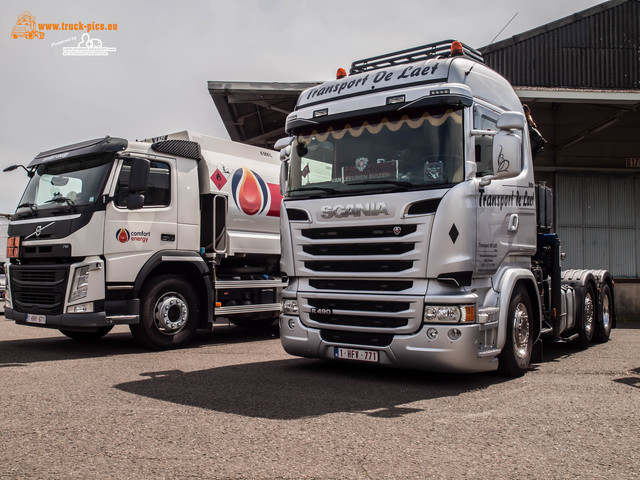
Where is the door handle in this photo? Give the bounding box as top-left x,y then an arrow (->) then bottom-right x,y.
508,214 -> 519,232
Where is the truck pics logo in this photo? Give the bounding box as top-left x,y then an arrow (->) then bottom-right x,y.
321,202 -> 389,219
11,12 -> 44,39
231,167 -> 281,217
116,228 -> 150,244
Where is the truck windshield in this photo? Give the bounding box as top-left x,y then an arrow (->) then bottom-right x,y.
15,154 -> 113,217
288,107 -> 464,197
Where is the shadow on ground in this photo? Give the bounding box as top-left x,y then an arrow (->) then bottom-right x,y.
114,358 -> 508,420
0,323 -> 277,366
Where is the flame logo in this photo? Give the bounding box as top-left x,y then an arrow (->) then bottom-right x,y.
231,167 -> 269,216
116,227 -> 130,243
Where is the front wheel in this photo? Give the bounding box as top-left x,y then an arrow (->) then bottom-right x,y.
130,277 -> 199,349
594,284 -> 613,343
498,285 -> 534,377
60,326 -> 113,340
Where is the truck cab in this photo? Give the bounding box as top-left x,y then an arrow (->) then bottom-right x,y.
277,41 -> 613,375
4,132 -> 284,348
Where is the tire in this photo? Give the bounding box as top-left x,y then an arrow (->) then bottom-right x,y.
60,326 -> 113,340
498,285 -> 533,377
129,277 -> 199,349
577,283 -> 596,348
594,284 -> 613,343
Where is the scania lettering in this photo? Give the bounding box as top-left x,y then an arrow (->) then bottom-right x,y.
3,131 -> 285,348
276,40 -> 615,376
320,203 -> 389,219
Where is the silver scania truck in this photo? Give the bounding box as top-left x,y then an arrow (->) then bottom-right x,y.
276,40 -> 615,376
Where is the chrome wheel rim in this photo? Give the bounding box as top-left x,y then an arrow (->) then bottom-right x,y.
513,302 -> 530,359
584,292 -> 595,335
602,293 -> 611,332
153,292 -> 189,335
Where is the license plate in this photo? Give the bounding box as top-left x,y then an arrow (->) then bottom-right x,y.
26,314 -> 46,324
334,347 -> 379,363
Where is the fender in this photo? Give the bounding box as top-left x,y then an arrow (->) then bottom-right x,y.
492,267 -> 542,351
134,250 -> 214,325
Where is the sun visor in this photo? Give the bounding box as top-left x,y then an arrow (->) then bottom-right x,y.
29,136 -> 127,167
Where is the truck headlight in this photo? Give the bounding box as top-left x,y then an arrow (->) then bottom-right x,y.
69,266 -> 90,302
282,299 -> 299,315
424,305 -> 475,323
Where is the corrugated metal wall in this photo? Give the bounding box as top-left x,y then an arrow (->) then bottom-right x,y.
556,173 -> 640,277
482,0 -> 640,89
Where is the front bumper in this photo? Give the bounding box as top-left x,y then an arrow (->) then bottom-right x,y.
280,315 -> 499,373
6,298 -> 140,330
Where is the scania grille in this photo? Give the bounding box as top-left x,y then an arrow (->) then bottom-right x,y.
302,224 -> 417,240
309,298 -> 411,328
321,330 -> 393,347
311,314 -> 408,329
303,243 -> 414,256
305,260 -> 413,273
302,293 -> 422,334
309,279 -> 413,292
9,265 -> 69,315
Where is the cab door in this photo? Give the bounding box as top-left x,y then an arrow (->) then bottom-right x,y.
474,107 -> 536,275
104,156 -> 178,283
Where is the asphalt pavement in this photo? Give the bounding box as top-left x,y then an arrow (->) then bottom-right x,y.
1,318 -> 639,479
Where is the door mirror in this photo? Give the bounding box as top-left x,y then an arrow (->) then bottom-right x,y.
276,137 -> 293,196
274,136 -> 294,151
491,130 -> 522,179
128,157 -> 150,193
126,193 -> 145,210
279,159 -> 289,197
480,111 -> 524,186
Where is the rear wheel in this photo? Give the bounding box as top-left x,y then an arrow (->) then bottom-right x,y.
59,326 -> 113,340
594,284 -> 613,343
498,285 -> 533,377
577,284 -> 596,347
130,277 -> 199,349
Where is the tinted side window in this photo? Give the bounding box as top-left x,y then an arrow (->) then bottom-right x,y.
474,105 -> 498,177
115,159 -> 171,207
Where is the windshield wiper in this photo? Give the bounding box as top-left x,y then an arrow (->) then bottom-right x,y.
45,196 -> 75,207
292,185 -> 339,195
16,202 -> 38,215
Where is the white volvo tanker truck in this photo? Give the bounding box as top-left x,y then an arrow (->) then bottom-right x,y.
3,131 -> 285,348
276,40 -> 615,376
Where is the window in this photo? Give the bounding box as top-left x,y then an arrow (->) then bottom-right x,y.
288,107 -> 465,197
474,104 -> 498,177
115,159 -> 171,207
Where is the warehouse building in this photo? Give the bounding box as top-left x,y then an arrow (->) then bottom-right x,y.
208,0 -> 640,317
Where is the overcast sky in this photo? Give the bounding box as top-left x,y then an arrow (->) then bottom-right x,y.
0,0 -> 605,213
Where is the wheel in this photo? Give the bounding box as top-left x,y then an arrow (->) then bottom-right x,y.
60,326 -> 113,340
594,284 -> 613,343
498,285 -> 533,377
577,283 -> 596,348
130,277 -> 199,349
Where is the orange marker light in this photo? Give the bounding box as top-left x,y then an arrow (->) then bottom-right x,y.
451,40 -> 463,56
336,67 -> 347,79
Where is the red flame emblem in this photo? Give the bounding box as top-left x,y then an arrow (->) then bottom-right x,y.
116,227 -> 130,243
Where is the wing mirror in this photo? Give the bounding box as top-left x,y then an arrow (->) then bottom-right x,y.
275,137 -> 293,196
480,112 -> 525,187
